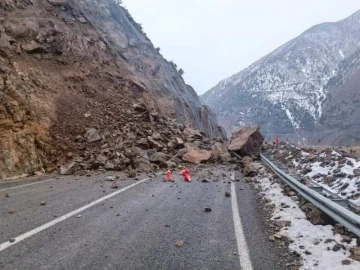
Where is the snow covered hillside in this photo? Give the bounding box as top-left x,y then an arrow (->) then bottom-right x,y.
201,10 -> 360,145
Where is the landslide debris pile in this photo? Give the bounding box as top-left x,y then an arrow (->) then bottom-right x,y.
0,0 -> 225,179
57,103 -> 231,175
264,143 -> 360,206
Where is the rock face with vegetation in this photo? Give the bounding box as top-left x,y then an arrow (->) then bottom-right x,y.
0,0 -> 225,179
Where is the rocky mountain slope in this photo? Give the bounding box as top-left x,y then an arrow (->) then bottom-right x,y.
0,0 -> 225,179
201,10 -> 360,145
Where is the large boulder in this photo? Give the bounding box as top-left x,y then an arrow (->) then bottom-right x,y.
185,142 -> 200,151
183,127 -> 203,141
137,148 -> 149,160
149,152 -> 170,167
124,146 -> 140,159
60,162 -> 78,175
104,161 -> 115,170
241,156 -> 253,166
133,103 -> 148,113
136,138 -> 149,149
152,132 -> 162,140
21,41 -> 42,53
228,126 -> 264,157
243,163 -> 259,177
134,148 -> 153,172
85,128 -> 101,143
134,157 -> 152,172
147,136 -> 163,149
96,154 -> 108,165
350,246 -> 360,261
211,142 -> 231,162
175,148 -> 188,158
183,150 -> 212,164
307,208 -> 333,225
175,137 -> 185,149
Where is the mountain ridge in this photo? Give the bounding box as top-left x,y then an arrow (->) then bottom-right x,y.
202,9 -> 360,145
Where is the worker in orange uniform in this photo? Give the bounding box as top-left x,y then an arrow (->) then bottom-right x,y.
166,168 -> 173,182
180,167 -> 192,182
275,136 -> 280,146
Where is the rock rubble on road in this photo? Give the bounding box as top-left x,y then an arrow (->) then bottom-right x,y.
54,106 -> 231,176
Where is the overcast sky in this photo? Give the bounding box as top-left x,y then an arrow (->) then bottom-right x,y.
122,0 -> 359,95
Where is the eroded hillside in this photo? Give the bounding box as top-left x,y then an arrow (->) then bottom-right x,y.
0,0 -> 225,179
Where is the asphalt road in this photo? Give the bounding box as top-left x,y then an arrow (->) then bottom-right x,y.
0,167 -> 288,270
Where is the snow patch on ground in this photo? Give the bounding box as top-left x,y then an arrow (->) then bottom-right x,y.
297,151 -> 360,207
271,143 -> 360,207
256,171 -> 360,270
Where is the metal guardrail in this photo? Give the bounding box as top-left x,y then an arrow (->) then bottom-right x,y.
305,176 -> 358,209
268,156 -> 358,210
260,153 -> 360,237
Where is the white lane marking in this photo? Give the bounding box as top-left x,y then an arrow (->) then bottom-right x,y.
0,178 -> 59,192
231,172 -> 254,270
0,177 -> 150,252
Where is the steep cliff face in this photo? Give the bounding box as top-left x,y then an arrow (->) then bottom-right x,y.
0,0 -> 224,179
76,0 -> 223,137
201,10 -> 360,145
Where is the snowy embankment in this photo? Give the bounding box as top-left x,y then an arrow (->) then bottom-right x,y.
297,152 -> 360,207
255,164 -> 360,270
268,144 -> 360,207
